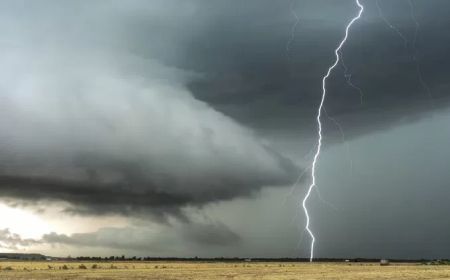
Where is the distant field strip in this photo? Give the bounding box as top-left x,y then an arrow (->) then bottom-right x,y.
0,261 -> 449,279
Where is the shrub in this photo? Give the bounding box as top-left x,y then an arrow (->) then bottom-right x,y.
79,264 -> 87,269
62,265 -> 69,270
91,264 -> 98,269
3,266 -> 13,271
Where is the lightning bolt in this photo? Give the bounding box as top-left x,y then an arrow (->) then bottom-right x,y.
376,0 -> 433,104
302,0 -> 364,262
408,0 -> 434,104
286,0 -> 300,57
340,53 -> 364,105
376,0 -> 408,48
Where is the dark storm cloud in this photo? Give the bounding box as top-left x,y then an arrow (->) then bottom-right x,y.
0,0 -> 298,219
0,0 -> 449,225
0,175 -> 189,218
0,0 -> 448,260
0,53 -> 297,218
173,0 -> 450,140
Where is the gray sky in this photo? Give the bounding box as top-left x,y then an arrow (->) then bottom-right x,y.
0,0 -> 449,259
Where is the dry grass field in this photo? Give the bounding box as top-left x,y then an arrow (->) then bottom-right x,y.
0,261 -> 449,279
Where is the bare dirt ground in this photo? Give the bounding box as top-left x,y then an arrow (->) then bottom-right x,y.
0,261 -> 449,279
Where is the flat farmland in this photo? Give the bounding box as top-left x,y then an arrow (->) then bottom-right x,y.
0,261 -> 449,279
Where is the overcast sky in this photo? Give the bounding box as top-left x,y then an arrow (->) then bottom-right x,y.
0,0 -> 449,259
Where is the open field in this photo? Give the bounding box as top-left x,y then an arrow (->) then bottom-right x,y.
0,261 -> 449,279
